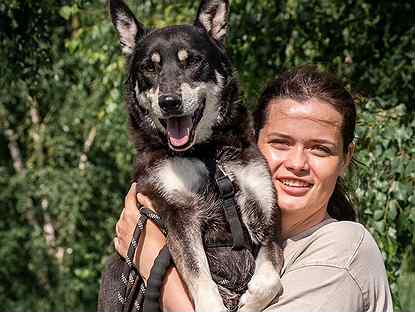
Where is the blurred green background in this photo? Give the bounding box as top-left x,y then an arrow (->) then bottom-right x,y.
0,0 -> 413,311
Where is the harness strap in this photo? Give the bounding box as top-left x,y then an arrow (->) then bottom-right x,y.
215,165 -> 248,250
205,239 -> 233,248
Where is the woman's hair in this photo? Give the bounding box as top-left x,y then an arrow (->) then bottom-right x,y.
254,65 -> 357,221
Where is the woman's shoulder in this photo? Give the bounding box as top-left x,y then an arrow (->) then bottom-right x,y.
283,220 -> 384,271
323,221 -> 384,268
273,221 -> 393,312
280,220 -> 393,311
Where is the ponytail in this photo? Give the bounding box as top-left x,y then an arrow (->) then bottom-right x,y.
327,177 -> 356,221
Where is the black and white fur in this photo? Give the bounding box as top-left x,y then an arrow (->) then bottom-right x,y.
99,1 -> 283,311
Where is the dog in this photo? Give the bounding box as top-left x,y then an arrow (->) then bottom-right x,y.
98,1 -> 282,311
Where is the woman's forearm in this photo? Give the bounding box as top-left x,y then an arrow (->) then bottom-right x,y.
115,187 -> 194,312
136,217 -> 194,312
161,266 -> 195,312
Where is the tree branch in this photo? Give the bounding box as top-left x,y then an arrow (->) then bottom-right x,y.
4,127 -> 26,175
79,126 -> 97,170
29,95 -> 45,166
28,95 -> 63,263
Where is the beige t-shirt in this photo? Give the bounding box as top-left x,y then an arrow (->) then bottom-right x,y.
264,218 -> 393,312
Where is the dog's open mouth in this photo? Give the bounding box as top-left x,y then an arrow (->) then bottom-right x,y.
160,99 -> 205,151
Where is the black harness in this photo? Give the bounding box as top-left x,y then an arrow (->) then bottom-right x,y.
214,164 -> 250,250
117,162 -> 252,312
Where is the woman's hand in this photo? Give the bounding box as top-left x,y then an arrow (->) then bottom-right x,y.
113,183 -> 141,263
114,183 -> 194,312
113,183 -> 160,268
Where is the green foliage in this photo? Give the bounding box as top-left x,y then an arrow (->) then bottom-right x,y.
354,100 -> 414,310
0,0 -> 413,311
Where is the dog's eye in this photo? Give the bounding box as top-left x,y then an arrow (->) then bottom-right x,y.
142,62 -> 157,73
182,55 -> 202,68
189,55 -> 202,66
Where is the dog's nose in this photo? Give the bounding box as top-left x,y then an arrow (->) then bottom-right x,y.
159,95 -> 182,115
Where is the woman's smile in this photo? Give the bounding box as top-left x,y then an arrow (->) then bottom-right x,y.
277,177 -> 313,196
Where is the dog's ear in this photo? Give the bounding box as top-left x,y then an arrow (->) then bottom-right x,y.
194,0 -> 229,46
109,0 -> 145,55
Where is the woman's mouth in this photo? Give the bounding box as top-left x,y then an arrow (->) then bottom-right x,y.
277,178 -> 313,196
280,178 -> 313,187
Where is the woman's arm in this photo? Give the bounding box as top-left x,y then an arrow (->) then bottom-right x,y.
114,183 -> 194,312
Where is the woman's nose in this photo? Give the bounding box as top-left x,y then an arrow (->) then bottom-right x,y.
285,147 -> 309,173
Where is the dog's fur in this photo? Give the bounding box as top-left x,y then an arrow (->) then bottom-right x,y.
98,1 -> 282,311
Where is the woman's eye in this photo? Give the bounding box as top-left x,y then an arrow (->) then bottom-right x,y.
311,145 -> 332,156
270,140 -> 290,149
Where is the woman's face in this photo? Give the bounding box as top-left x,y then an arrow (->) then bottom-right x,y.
258,97 -> 352,219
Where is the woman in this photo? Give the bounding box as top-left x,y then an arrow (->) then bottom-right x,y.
114,65 -> 393,312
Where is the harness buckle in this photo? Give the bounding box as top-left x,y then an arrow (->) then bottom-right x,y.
216,173 -> 235,200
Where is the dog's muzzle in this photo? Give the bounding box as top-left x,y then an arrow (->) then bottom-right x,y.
159,97 -> 206,152
159,94 -> 182,115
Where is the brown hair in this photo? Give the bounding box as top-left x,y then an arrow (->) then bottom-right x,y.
254,65 -> 357,221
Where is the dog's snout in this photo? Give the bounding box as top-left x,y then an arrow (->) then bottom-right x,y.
159,94 -> 182,115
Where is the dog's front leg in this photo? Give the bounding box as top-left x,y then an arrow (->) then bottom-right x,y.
236,199 -> 282,311
238,242 -> 282,312
228,156 -> 283,311
166,222 -> 227,312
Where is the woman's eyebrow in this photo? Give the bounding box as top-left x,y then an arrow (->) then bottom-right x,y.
267,132 -> 338,146
307,138 -> 337,146
266,132 -> 293,139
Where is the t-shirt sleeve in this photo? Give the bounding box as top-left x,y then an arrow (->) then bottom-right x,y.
264,265 -> 364,312
347,228 -> 394,312
263,222 -> 393,312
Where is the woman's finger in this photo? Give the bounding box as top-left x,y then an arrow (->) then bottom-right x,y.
137,193 -> 156,211
124,182 -> 137,210
114,237 -> 121,256
115,184 -> 139,257
113,237 -> 126,258
124,183 -> 140,221
115,219 -> 120,237
115,206 -> 128,237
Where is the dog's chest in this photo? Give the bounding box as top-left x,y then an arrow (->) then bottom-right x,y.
151,157 -> 210,195
149,156 -> 274,218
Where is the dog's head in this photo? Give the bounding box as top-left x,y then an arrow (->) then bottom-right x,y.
110,0 -> 239,152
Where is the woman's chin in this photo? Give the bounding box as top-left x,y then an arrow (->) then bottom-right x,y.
278,198 -> 309,214
275,183 -> 312,212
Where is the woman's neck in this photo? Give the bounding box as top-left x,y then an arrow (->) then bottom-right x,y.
281,207 -> 329,240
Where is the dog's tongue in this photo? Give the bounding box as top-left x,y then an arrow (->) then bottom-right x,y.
167,116 -> 192,147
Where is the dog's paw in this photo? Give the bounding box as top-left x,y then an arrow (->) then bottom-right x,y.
193,285 -> 228,312
195,300 -> 227,312
238,274 -> 282,312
